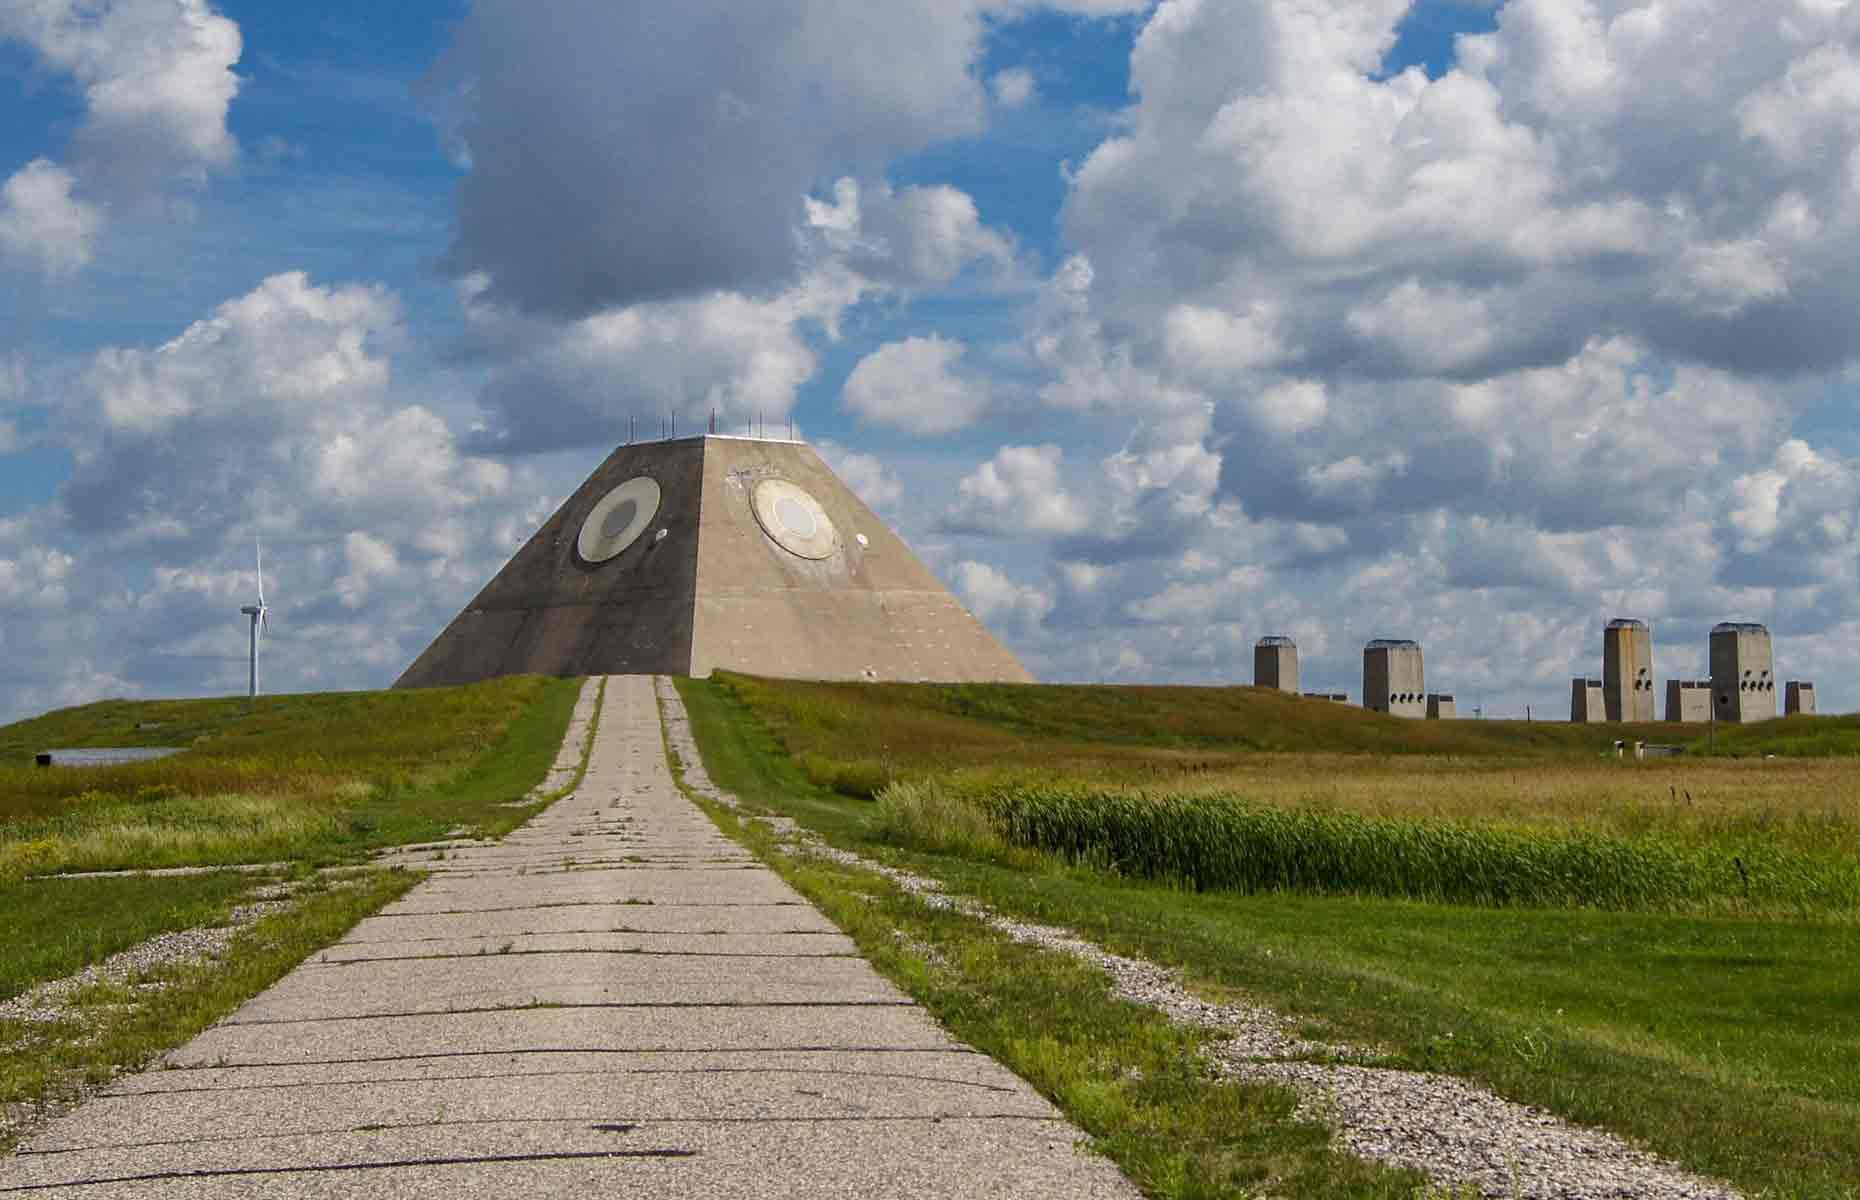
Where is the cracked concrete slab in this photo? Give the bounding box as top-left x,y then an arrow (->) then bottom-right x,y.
37,1064 -> 1062,1149
1,1117 -> 1116,1198
230,953 -> 910,1020
0,675 -> 1135,1198
342,902 -> 842,940
101,1048 -> 1020,1100
168,1003 -> 976,1066
312,930 -> 858,961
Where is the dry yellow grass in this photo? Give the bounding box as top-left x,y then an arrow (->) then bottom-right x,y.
1136,755 -> 1860,852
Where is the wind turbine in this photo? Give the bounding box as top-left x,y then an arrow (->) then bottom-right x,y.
239,539 -> 270,703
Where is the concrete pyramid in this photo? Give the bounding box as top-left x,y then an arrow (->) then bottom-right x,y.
395,435 -> 1035,687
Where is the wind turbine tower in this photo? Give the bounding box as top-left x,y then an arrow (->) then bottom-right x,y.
239,540 -> 270,702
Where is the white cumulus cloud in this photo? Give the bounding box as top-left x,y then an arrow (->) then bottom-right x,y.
953,560 -> 1053,632
991,66 -> 1037,107
947,444 -> 1090,536
0,159 -> 103,275
843,336 -> 992,435
0,0 -> 241,277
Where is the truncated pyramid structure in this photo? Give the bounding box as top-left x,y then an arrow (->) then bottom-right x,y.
395,435 -> 1035,687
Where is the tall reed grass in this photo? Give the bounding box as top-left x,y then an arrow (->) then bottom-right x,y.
879,780 -> 1860,912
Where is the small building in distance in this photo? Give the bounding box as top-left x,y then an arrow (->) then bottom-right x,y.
1603,618 -> 1655,722
1303,691 -> 1349,703
1665,680 -> 1711,723
1786,681 -> 1817,716
1710,622 -> 1775,724
1364,639 -> 1425,718
1426,694 -> 1456,719
1254,636 -> 1299,693
1570,678 -> 1606,723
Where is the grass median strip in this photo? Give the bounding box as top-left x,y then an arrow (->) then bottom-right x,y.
0,875 -> 258,1003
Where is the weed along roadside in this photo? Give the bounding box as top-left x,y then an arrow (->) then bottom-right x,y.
0,675 -> 596,1150
673,673 -> 1860,1200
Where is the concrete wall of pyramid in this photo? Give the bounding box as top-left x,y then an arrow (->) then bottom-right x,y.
394,436 -> 1035,687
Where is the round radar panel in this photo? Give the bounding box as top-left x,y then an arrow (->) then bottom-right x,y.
751,479 -> 838,560
577,476 -> 662,564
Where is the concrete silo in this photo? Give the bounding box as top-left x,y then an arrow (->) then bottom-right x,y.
1709,622 -> 1775,724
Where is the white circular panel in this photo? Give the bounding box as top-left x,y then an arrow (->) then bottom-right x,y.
577,476 -> 662,564
751,479 -> 837,560
775,496 -> 817,538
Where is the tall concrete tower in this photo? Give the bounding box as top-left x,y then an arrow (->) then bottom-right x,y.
1254,636 -> 1299,693
1709,622 -> 1775,724
1602,618 -> 1654,722
1363,639 -> 1425,718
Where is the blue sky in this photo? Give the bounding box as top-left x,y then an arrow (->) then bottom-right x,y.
4,0 -> 1860,721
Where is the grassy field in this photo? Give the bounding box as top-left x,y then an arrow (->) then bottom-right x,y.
719,672 -> 1860,785
715,672 -> 1860,915
679,673 -> 1860,1199
0,676 -> 587,1146
0,678 -> 575,816
0,676 -> 583,878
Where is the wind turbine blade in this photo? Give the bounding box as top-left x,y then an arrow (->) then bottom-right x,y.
256,538 -> 265,608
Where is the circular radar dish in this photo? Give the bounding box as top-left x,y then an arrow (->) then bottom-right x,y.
752,479 -> 837,560
577,476 -> 662,564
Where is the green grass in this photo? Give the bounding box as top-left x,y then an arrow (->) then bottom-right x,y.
925,865 -> 1860,1200
676,673 -> 1860,1200
335,672 -> 595,851
1704,712 -> 1860,757
0,874 -> 258,1001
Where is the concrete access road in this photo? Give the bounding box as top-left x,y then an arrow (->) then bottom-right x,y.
0,675 -> 1135,1198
